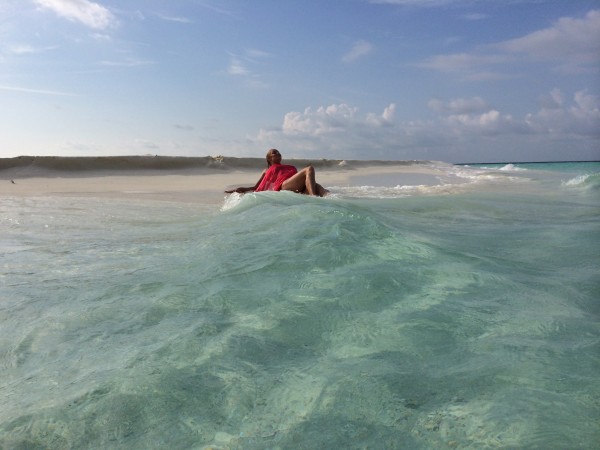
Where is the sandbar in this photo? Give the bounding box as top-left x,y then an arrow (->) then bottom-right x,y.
0,157 -> 448,204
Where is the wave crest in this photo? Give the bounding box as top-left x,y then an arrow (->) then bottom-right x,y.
563,173 -> 600,190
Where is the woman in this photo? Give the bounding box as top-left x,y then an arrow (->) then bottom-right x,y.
225,149 -> 328,196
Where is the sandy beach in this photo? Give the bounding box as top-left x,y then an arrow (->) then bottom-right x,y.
1,172 -> 259,204
0,157 -> 445,203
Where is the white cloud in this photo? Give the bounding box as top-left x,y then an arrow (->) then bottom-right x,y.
573,89 -> 598,113
34,0 -> 116,30
443,36 -> 462,47
282,104 -> 360,135
254,91 -> 599,161
463,71 -> 516,82
98,57 -> 154,67
245,79 -> 269,90
0,84 -> 75,96
258,102 -> 443,158
530,89 -> 600,136
342,40 -> 374,63
419,9 -> 600,78
227,56 -> 249,76
444,110 -> 524,136
91,32 -> 111,41
198,2 -> 239,18
382,103 -> 396,121
417,53 -> 512,73
6,44 -> 36,54
539,88 -> 564,110
226,49 -> 271,88
497,10 -> 600,64
462,13 -> 488,21
3,43 -> 56,56
428,97 -> 488,114
246,48 -> 272,60
153,13 -> 192,24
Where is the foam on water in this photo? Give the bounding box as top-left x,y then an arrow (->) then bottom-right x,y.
1,162 -> 599,449
562,172 -> 600,193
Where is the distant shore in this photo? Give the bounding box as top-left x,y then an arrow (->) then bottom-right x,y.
0,155 -> 428,177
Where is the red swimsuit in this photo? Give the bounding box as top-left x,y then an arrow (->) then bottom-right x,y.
255,163 -> 297,192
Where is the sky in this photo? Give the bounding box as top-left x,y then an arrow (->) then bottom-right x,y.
0,0 -> 599,163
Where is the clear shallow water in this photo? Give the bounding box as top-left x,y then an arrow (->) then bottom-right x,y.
1,162 -> 599,449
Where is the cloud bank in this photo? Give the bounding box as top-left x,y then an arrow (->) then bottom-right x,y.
255,89 -> 599,162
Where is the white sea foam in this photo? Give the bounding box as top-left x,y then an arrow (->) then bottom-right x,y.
563,174 -> 590,186
221,192 -> 244,211
498,163 -> 527,171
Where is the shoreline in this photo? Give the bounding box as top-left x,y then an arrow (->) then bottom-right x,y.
0,157 -> 448,204
0,166 -> 443,203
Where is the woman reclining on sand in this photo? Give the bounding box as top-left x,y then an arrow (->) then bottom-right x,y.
225,149 -> 329,197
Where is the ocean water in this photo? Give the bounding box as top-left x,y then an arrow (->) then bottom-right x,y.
1,161 -> 599,449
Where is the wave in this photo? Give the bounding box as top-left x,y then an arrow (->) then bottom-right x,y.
461,163 -> 527,171
563,173 -> 600,191
498,163 -> 527,171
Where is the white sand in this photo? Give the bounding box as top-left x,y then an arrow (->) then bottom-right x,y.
0,164 -> 445,204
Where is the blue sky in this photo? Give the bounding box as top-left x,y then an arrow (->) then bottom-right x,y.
1,0 -> 599,162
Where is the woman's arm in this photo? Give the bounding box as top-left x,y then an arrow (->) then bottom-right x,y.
224,170 -> 266,194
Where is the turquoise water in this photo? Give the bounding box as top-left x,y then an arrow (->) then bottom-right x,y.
1,162 -> 599,449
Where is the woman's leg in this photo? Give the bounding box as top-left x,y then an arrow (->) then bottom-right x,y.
316,183 -> 329,196
281,165 -> 317,195
298,184 -> 328,196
